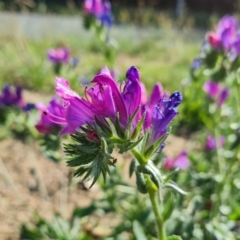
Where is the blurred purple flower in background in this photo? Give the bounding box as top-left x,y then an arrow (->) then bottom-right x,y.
35,98 -> 66,134
0,85 -> 24,107
83,0 -> 113,27
191,58 -> 202,71
203,80 -> 229,106
205,135 -> 225,150
217,88 -> 229,106
164,151 -> 190,170
47,47 -> 70,64
203,80 -> 221,98
208,15 -> 239,52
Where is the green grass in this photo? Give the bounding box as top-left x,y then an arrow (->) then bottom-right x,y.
0,26 -> 203,94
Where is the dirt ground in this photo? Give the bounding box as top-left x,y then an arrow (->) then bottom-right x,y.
0,91 -> 195,240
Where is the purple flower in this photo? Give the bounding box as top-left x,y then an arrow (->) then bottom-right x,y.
0,85 -> 24,107
122,66 -> 141,125
47,47 -> 70,64
164,151 -> 190,170
35,98 -> 66,134
142,83 -> 165,130
203,80 -> 229,106
203,80 -> 221,98
205,135 -> 225,150
83,0 -> 113,27
208,15 -> 239,52
150,92 -> 182,144
217,88 -> 229,106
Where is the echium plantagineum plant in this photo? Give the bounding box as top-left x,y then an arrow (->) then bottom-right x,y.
83,0 -> 116,67
0,85 -> 36,139
44,66 -> 184,239
177,15 -> 240,239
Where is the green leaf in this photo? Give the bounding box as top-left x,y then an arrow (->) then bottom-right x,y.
167,236 -> 183,240
133,220 -> 148,240
163,193 -> 175,221
165,181 -> 188,195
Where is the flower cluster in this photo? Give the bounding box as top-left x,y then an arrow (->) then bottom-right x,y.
203,80 -> 229,106
44,66 -> 182,146
42,66 -> 183,186
208,15 -> 240,60
83,0 -> 113,27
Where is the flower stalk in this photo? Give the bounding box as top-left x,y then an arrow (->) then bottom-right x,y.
146,175 -> 167,240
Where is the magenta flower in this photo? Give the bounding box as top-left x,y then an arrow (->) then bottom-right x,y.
0,85 -> 24,107
164,151 -> 190,170
203,80 -> 221,98
35,98 -> 66,134
203,80 -> 229,106
205,135 -> 225,150
208,15 -> 238,52
47,47 -> 69,64
83,0 -> 103,15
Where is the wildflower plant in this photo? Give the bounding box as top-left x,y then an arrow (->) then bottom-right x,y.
0,85 -> 37,139
82,0 -> 116,67
44,66 -> 184,239
172,15 -> 240,239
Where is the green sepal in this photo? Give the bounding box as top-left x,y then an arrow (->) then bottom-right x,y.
132,148 -> 146,165
94,116 -> 112,137
163,193 -> 175,221
165,180 -> 188,195
125,106 -> 140,139
131,111 -> 146,141
129,159 -> 137,178
118,136 -> 143,153
136,171 -> 147,194
115,113 -> 125,139
144,133 -> 168,159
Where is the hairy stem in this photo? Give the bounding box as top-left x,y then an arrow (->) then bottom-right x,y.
146,176 -> 167,240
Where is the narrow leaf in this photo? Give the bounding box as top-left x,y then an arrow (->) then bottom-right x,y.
133,220 -> 148,240
165,181 -> 188,195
